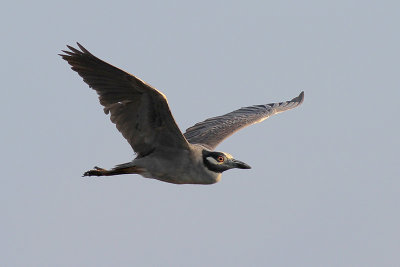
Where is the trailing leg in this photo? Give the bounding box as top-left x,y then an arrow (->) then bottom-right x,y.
83,166 -> 143,177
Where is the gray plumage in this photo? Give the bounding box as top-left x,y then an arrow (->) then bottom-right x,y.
60,43 -> 304,185
184,91 -> 304,150
61,43 -> 188,158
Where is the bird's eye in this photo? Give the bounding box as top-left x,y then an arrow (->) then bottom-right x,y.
217,156 -> 224,162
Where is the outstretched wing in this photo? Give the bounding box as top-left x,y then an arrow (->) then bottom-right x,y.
60,43 -> 189,157
184,91 -> 304,150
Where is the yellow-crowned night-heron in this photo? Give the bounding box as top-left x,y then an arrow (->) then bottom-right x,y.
60,43 -> 304,185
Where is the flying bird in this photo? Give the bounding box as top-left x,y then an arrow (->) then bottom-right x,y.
60,43 -> 304,185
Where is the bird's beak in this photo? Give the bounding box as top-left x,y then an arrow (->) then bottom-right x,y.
232,159 -> 252,169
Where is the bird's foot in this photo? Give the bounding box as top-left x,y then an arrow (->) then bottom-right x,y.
83,166 -> 108,177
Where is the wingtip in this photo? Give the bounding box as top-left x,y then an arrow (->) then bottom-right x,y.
76,42 -> 92,55
296,91 -> 305,104
76,42 -> 84,50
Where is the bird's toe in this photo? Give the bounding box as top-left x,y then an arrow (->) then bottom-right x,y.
83,169 -> 99,177
94,166 -> 105,171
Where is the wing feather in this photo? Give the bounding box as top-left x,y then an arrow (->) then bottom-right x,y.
184,92 -> 304,149
60,43 -> 189,156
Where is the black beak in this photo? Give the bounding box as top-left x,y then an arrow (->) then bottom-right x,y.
232,159 -> 252,169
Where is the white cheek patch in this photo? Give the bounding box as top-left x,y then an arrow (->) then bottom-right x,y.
206,157 -> 219,165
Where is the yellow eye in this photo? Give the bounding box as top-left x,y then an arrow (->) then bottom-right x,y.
217,156 -> 224,163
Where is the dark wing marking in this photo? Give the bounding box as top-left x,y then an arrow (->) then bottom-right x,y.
184,91 -> 304,150
60,43 -> 189,156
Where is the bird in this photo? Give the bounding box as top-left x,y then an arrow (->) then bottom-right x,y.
60,43 -> 304,185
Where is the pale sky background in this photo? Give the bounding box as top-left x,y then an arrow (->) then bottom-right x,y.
1,1 -> 399,266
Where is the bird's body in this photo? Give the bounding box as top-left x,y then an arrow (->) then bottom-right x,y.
60,43 -> 304,185
115,144 -> 221,184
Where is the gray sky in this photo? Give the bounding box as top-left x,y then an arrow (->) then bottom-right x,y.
1,1 -> 399,266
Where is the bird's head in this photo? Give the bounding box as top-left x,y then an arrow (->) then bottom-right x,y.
202,150 -> 251,173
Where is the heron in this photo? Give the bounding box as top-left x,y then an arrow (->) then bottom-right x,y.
60,43 -> 304,184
